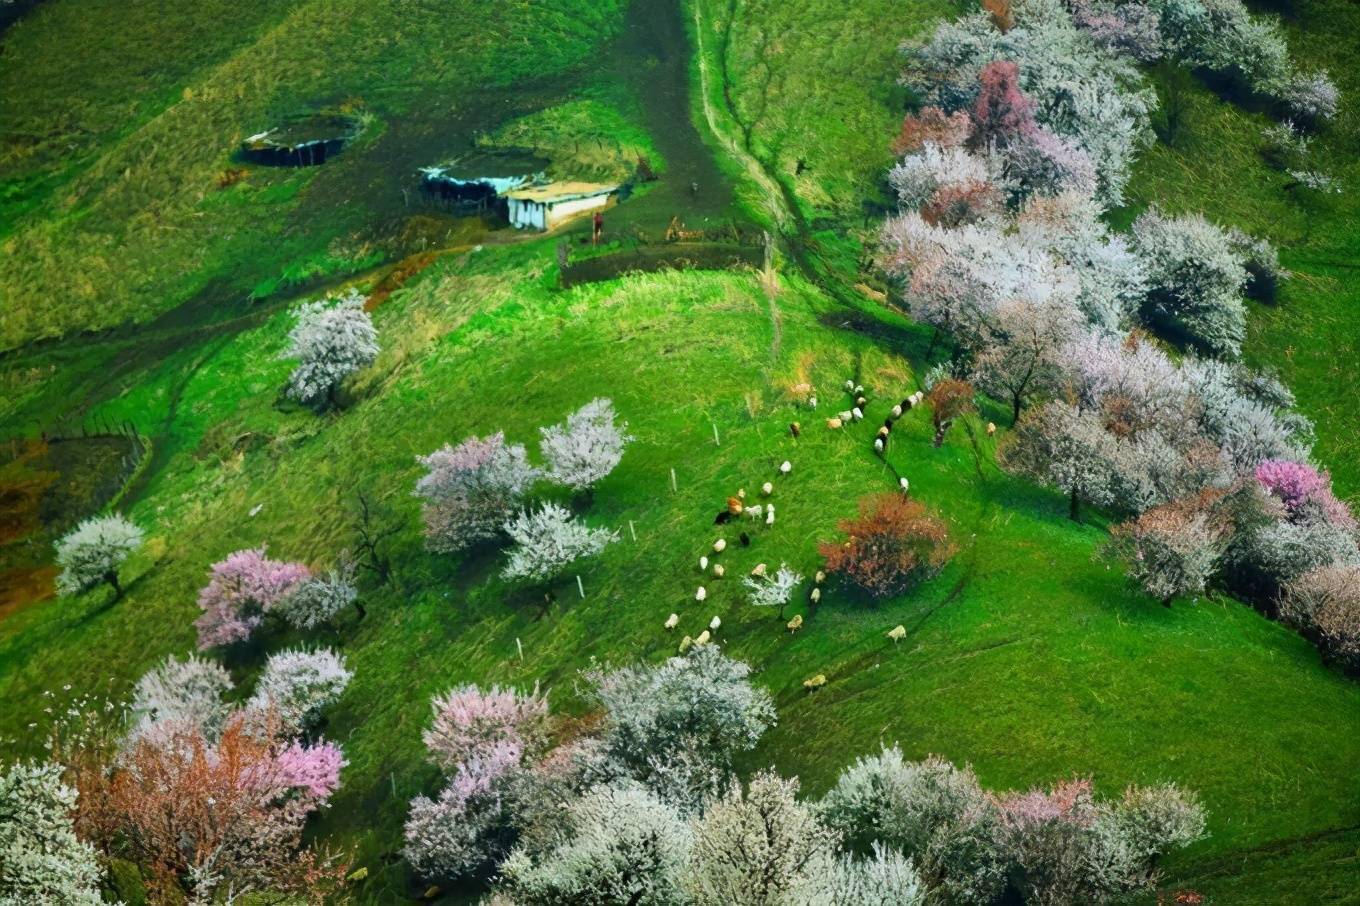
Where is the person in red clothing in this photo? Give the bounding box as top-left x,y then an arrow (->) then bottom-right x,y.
592,210 -> 604,245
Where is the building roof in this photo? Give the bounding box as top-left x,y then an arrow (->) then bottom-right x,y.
503,181 -> 617,204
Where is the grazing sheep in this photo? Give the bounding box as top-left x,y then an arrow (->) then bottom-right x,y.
803,674 -> 826,692
826,417 -> 843,430
873,438 -> 884,455
765,505 -> 775,526
810,587 -> 821,604
888,625 -> 906,643
808,396 -> 818,409
679,635 -> 693,653
712,564 -> 726,578
745,504 -> 763,520
700,556 -> 709,571
891,404 -> 903,419
854,384 -> 864,396
714,510 -> 733,525
844,379 -> 855,392
986,422 -> 997,437
709,616 -> 721,631
838,410 -> 854,422
761,482 -> 774,497
899,477 -> 910,493
779,460 -> 792,474
852,407 -> 864,421
665,613 -> 679,630
696,586 -> 707,602
728,496 -> 744,515
713,538 -> 727,553
814,570 -> 825,585
856,396 -> 867,409
751,563 -> 768,578
790,422 -> 801,438
738,488 -> 747,500
787,614 -> 803,633
881,420 -> 893,433
695,630 -> 711,646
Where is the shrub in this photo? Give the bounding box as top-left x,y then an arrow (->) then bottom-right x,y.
927,379 -> 976,446
247,647 -> 353,734
820,494 -> 956,599
802,842 -> 927,906
819,748 -> 1008,905
496,786 -> 692,906
1070,0 -> 1164,61
414,433 -> 540,554
889,144 -> 992,211
1104,492 -> 1230,604
1131,210 -> 1247,358
686,771 -> 839,906
0,761 -> 104,905
54,513 -> 143,600
193,548 -> 310,650
129,653 -> 235,742
1279,565 -> 1360,670
422,684 -> 549,777
276,561 -> 361,629
279,289 -> 379,410
1226,229 -> 1287,302
501,503 -> 617,583
744,563 -> 804,618
585,645 -> 775,810
1277,70 -> 1339,124
539,397 -> 633,493
892,106 -> 973,155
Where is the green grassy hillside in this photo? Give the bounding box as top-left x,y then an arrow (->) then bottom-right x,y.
1,0 -> 1358,902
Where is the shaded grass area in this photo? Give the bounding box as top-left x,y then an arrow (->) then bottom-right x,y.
2,245 -> 1357,902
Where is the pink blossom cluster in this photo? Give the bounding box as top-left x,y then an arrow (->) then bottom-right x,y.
274,739 -> 346,804
996,777 -> 1098,830
1254,459 -> 1356,529
195,548 -> 311,650
422,683 -> 549,776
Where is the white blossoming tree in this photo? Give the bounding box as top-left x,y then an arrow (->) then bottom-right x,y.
501,503 -> 617,584
0,761 -> 104,905
277,560 -> 362,628
129,653 -> 235,742
247,647 -> 354,733
54,513 -> 143,600
539,398 -> 633,494
280,288 -> 379,410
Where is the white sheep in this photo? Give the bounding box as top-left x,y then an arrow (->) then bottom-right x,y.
803,674 -> 826,692
899,476 -> 910,493
695,630 -> 711,646
761,481 -> 774,497
844,379 -> 855,392
987,421 -> 997,437
699,555 -> 709,571
852,407 -> 864,421
787,614 -> 803,633
709,615 -> 721,631
887,625 -> 906,643
696,586 -> 707,602
712,564 -> 726,578
713,538 -> 727,553
874,438 -> 884,454
665,613 -> 679,630
765,504 -> 775,526
679,635 -> 693,653
826,417 -> 843,429
854,384 -> 864,396
751,562 -> 768,578
738,488 -> 746,500
808,395 -> 818,409
779,460 -> 792,475
838,410 -> 854,422
814,570 -> 826,585
745,503 -> 764,520
891,404 -> 903,419
810,587 -> 821,604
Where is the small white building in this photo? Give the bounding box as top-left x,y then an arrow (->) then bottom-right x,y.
505,181 -> 617,231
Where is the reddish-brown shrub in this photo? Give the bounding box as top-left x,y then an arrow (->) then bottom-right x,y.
926,379 -> 977,447
922,181 -> 1004,228
891,106 -> 973,155
819,494 -> 957,598
983,0 -> 1015,32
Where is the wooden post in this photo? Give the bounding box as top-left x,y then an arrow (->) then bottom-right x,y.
576,575 -> 585,598
628,520 -> 637,542
516,638 -> 524,661
712,422 -> 720,446
670,468 -> 677,493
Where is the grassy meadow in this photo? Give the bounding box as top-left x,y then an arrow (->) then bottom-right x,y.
1,0 -> 1358,903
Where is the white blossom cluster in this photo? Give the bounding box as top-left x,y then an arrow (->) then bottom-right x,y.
0,761 -> 104,905
247,647 -> 354,733
129,653 -> 235,742
54,513 -> 143,597
501,502 -> 617,582
280,288 -> 379,409
538,397 -> 634,492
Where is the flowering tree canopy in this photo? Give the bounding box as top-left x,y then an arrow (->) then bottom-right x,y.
422,683 -> 549,776
539,397 -> 633,492
414,433 -> 540,553
276,561 -> 360,630
744,564 -> 804,618
247,647 -> 354,734
55,513 -> 143,599
194,548 -> 311,650
501,503 -> 617,583
280,289 -> 379,410
820,494 -> 957,598
129,653 -> 235,742
0,761 -> 103,905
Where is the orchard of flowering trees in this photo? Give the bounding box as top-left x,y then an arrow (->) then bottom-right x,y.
885,0 -> 1357,661
397,644 -> 1206,904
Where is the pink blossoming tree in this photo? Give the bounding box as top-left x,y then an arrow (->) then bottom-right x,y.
194,548 -> 311,650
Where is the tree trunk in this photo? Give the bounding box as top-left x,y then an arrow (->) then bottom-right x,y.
106,570 -> 123,601
1012,393 -> 1023,425
354,600 -> 367,620
1069,489 -> 1080,522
